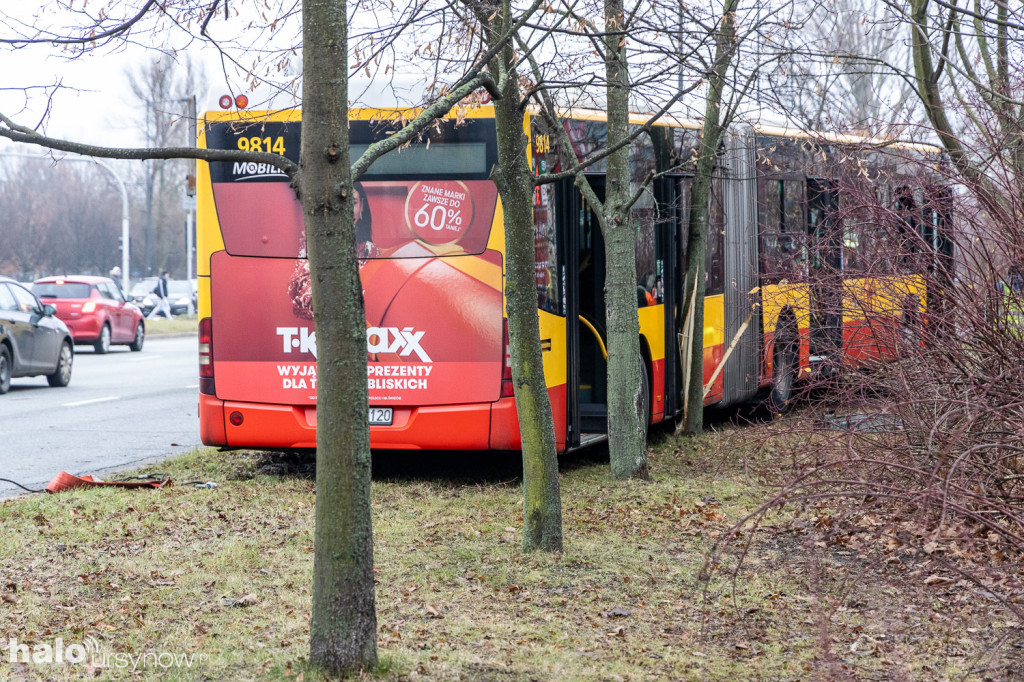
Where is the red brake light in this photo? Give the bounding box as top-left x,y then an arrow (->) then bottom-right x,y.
218,95 -> 232,109
81,301 -> 96,313
199,318 -> 215,394
501,319 -> 514,398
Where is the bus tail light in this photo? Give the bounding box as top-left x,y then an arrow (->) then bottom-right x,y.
217,94 -> 249,109
501,319 -> 514,398
199,317 -> 216,395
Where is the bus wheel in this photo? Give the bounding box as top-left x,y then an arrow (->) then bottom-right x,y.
638,357 -> 650,442
901,297 -> 919,353
769,325 -> 798,414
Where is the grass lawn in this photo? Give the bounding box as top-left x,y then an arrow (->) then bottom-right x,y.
143,317 -> 198,335
0,418 -> 1019,680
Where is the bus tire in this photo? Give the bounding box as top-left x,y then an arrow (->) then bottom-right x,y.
769,320 -> 798,414
638,356 -> 651,443
901,297 -> 919,353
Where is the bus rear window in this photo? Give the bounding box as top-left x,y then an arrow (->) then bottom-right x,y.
351,143 -> 488,176
206,117 -> 500,259
212,179 -> 498,260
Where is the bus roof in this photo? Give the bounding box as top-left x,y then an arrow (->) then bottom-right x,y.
202,92 -> 942,156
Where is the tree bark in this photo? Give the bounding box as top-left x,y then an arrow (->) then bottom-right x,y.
302,0 -> 378,675
602,0 -> 649,480
909,0 -> 1020,216
482,0 -> 563,552
682,0 -> 738,436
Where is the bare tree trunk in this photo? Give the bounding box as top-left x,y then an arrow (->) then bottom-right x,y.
603,0 -> 649,480
908,0 -> 1019,218
682,0 -> 738,436
496,96 -> 564,551
480,0 -> 563,552
302,0 -> 378,674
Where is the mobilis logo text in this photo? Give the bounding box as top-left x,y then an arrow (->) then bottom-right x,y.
277,326 -> 432,363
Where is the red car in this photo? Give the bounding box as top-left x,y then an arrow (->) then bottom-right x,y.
32,276 -> 145,354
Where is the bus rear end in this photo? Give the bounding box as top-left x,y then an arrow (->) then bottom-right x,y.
197,108 -> 513,450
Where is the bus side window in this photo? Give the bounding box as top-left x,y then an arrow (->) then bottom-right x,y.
705,177 -> 725,295
758,177 -> 806,284
633,185 -> 658,306
534,180 -> 561,315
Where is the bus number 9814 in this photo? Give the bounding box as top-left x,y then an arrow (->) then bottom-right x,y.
237,136 -> 286,154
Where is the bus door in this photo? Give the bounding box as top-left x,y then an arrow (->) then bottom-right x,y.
807,178 -> 842,372
565,176 -> 608,447
660,174 -> 690,419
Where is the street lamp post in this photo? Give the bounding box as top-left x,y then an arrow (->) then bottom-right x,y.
2,152 -> 130,293
144,96 -> 195,279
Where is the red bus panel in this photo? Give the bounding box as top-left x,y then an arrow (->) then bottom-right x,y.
210,249 -> 504,408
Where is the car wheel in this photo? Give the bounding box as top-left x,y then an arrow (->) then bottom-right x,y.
0,345 -> 11,395
94,324 -> 111,354
129,322 -> 145,352
47,341 -> 73,387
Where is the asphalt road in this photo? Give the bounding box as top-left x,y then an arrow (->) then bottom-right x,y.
0,334 -> 203,498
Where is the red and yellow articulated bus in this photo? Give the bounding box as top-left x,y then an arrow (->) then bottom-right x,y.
196,103 -> 951,451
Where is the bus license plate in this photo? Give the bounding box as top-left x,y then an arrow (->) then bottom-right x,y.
369,407 -> 393,425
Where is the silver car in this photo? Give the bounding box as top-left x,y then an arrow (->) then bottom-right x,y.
0,276 -> 74,393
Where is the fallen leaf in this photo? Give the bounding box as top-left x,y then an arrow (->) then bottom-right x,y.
224,593 -> 258,607
923,574 -> 952,585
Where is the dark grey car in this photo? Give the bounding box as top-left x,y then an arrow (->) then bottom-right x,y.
0,276 -> 74,393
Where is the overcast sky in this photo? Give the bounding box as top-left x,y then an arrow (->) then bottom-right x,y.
0,2 -> 291,152
0,45 -> 147,147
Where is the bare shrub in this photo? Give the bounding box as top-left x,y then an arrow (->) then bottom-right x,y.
708,129 -> 1024,662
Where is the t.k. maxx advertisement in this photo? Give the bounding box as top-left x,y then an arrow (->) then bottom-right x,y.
209,177 -> 504,408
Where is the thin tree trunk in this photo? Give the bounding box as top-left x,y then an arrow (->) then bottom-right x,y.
604,0 -> 649,480
487,1 -> 563,552
303,0 -> 378,674
682,0 -> 738,436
